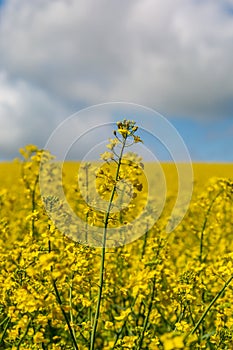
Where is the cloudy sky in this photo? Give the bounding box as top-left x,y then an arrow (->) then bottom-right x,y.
0,0 -> 233,161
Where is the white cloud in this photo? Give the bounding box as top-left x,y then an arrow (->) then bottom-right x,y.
0,0 -> 233,158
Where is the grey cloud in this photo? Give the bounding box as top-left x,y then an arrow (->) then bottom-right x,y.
1,0 -> 233,116
0,0 -> 233,159
0,72 -> 68,159
0,0 -> 134,102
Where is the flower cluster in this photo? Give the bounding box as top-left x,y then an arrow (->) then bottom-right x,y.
0,125 -> 233,349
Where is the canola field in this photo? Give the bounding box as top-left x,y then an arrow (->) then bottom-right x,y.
0,122 -> 233,349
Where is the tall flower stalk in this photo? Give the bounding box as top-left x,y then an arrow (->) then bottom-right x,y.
90,120 -> 142,349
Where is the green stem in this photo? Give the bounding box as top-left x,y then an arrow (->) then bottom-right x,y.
187,274 -> 233,339
48,237 -> 79,350
199,189 -> 224,263
141,222 -> 149,259
52,278 -> 79,350
17,317 -> 32,350
136,275 -> 156,350
90,138 -> 127,350
69,272 -> 77,343
0,316 -> 10,345
30,173 -> 39,238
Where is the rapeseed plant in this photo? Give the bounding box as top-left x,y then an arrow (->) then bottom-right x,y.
90,120 -> 144,349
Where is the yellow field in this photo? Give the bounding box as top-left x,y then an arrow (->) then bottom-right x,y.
2,160 -> 233,193
0,142 -> 233,349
